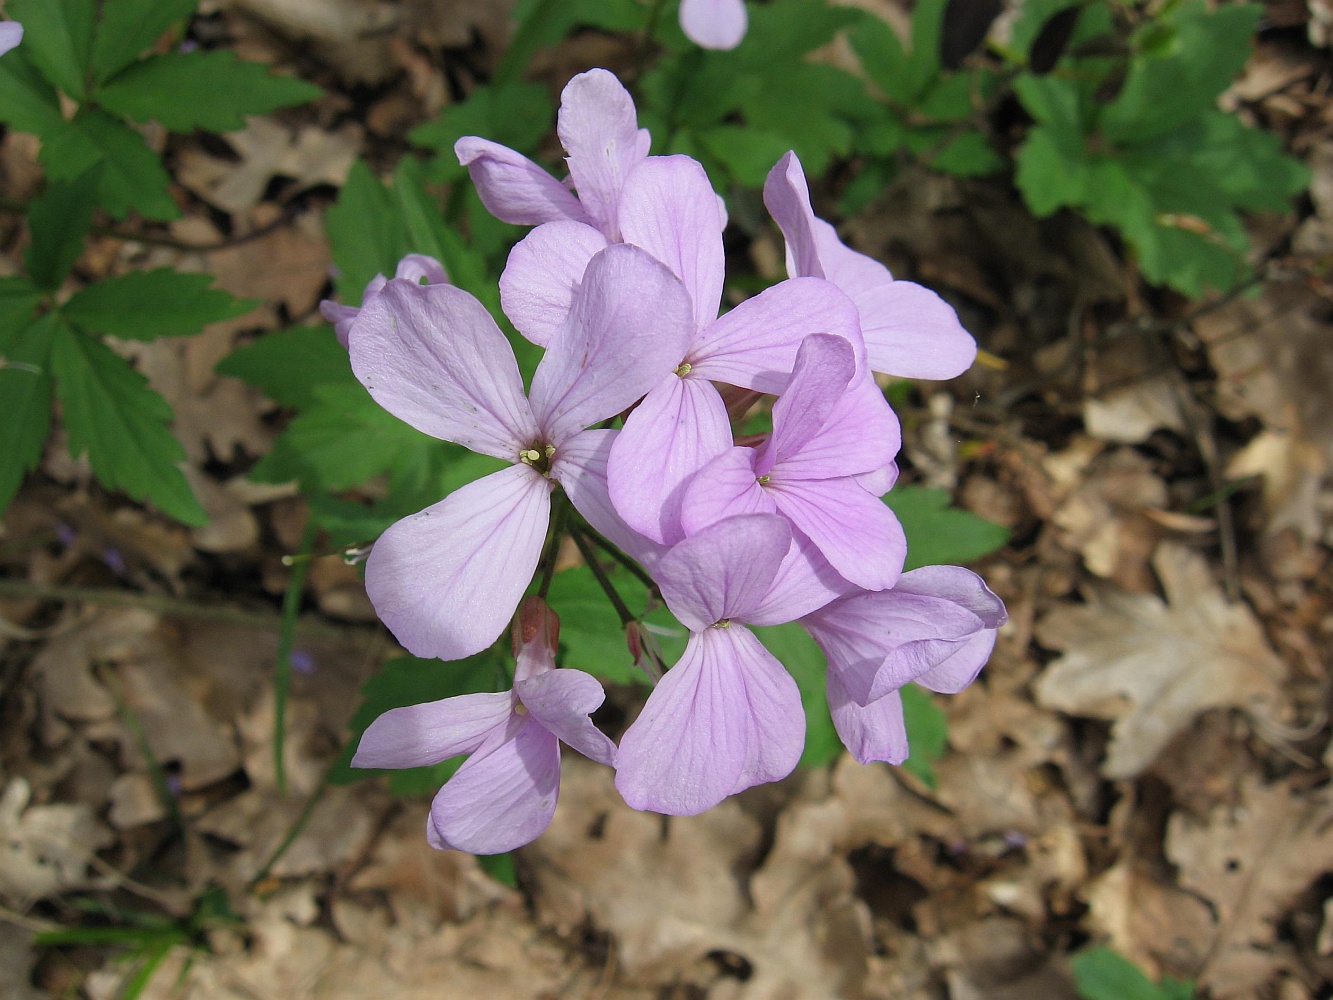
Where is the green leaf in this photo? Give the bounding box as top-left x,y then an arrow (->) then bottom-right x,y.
739,0 -> 862,70
40,107 -> 179,219
95,49 -> 322,132
411,81 -> 553,182
326,161 -> 407,302
216,324 -> 353,410
0,45 -> 75,137
25,167 -> 102,290
1013,123 -> 1088,216
754,622 -> 841,769
0,313 -> 57,514
7,0 -> 96,100
899,684 -> 947,787
1100,3 -> 1261,145
0,276 -> 44,333
329,652 -> 509,793
1072,947 -> 1195,1000
696,125 -> 793,187
884,486 -> 1009,570
50,322 -> 206,524
62,269 -> 254,339
929,130 -> 1003,177
477,852 -> 517,883
545,564 -> 650,687
90,0 -> 196,85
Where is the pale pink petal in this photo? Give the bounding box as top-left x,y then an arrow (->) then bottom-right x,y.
551,429 -> 666,568
680,0 -> 748,49
617,156 -> 725,332
531,244 -> 695,446
615,626 -> 803,814
365,466 -> 552,661
349,281 -> 539,461
763,151 -> 824,279
0,23 -> 22,57
678,446 -> 775,537
688,277 -> 863,394
516,668 -> 617,766
828,681 -> 909,765
352,692 -> 513,769
393,254 -> 449,286
557,69 -> 650,240
499,221 -> 607,347
763,334 -> 855,467
769,477 -> 906,591
854,280 -> 977,380
856,461 -> 899,496
321,300 -> 360,349
763,369 -> 900,481
456,137 -> 590,226
895,565 -> 1009,628
915,630 -> 997,694
653,513 -> 791,630
607,376 -> 733,544
428,716 -> 561,853
746,530 -> 853,626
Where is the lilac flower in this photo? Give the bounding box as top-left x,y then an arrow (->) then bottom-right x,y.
680,333 -> 906,591
353,597 -> 617,854
764,152 -> 977,380
616,514 -> 820,815
0,22 -> 21,57
802,566 -> 1007,763
680,0 -> 747,49
320,254 -> 447,348
456,69 -> 649,240
347,243 -> 692,661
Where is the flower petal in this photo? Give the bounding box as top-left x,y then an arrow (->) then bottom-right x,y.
828,680 -> 909,765
499,221 -> 608,347
679,0 -> 748,49
915,630 -> 997,694
617,155 -> 725,332
615,626 -> 804,814
762,334 -> 855,468
763,151 -> 824,279
745,530 -> 853,626
654,513 -> 791,629
557,69 -> 651,240
394,253 -> 449,286
770,477 -> 905,591
351,692 -> 513,769
854,280 -> 977,380
679,446 -> 775,537
0,23 -> 24,57
530,244 -> 695,446
764,369 -> 900,481
516,668 -> 618,766
895,565 -> 1009,628
365,466 -> 552,661
607,375 -> 733,544
349,281 -> 539,460
551,429 -> 665,569
428,716 -> 561,853
688,277 -> 863,394
455,137 -> 589,226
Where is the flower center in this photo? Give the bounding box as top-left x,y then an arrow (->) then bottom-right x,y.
711,619 -> 732,629
518,443 -> 556,476
756,474 -> 771,485
674,362 -> 692,377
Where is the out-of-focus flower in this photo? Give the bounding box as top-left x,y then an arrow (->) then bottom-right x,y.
0,22 -> 23,58
680,0 -> 748,49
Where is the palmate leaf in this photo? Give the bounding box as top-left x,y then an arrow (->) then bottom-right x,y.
0,44 -> 75,138
40,107 -> 178,220
25,168 -> 101,291
7,0 -> 96,100
325,161 -> 408,302
62,269 -> 256,340
215,324 -> 354,410
0,312 -> 57,514
90,0 -> 196,85
95,49 -> 322,132
884,486 -> 1010,570
50,322 -> 206,525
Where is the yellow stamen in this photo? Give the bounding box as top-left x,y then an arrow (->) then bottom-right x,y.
675,362 -> 692,377
757,474 -> 770,485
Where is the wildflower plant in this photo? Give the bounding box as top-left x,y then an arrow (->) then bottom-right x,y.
323,69 -> 1009,852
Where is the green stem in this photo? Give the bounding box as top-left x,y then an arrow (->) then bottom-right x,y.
569,528 -> 636,626
536,500 -> 570,600
581,525 -> 658,595
274,524 -> 316,797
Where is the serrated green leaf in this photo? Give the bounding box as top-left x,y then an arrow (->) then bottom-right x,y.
62,269 -> 254,339
95,49 -> 321,132
696,125 -> 793,187
739,0 -> 862,71
216,324 -> 353,410
90,0 -> 196,85
0,277 -> 44,333
41,107 -> 178,219
50,322 -> 206,524
8,0 -> 96,100
737,62 -> 880,176
498,0 -> 648,84
1100,2 -> 1261,145
849,14 -> 912,103
544,564 -> 650,687
1014,123 -> 1088,216
1072,947 -> 1194,1000
929,130 -> 1003,176
326,161 -> 407,302
25,167 -> 102,290
884,486 -> 1009,570
1007,0 -> 1080,58
0,44 -> 74,137
328,652 -> 509,791
754,621 -> 842,769
0,313 -> 57,514
899,683 -> 947,786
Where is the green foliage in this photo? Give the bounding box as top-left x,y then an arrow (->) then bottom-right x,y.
899,684 -> 948,786
329,652 -> 510,795
1072,947 -> 1195,1000
545,564 -> 652,686
0,0 -> 320,219
0,309 -> 55,513
215,325 -> 355,410
756,622 -> 842,768
884,486 -> 1010,571
24,168 -> 101,290
61,269 -> 255,339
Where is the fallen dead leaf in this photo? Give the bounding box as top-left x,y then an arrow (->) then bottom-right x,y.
0,778 -> 114,904
1083,374 -> 1188,444
1034,542 -> 1287,778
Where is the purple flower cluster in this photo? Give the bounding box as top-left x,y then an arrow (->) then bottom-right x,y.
336,69 -> 1006,853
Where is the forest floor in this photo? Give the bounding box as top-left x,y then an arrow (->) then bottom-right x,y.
2,1 -> 1333,998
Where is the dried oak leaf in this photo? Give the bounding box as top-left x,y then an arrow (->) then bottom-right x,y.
1165,776 -> 1333,998
1034,543 -> 1286,778
0,778 -> 114,904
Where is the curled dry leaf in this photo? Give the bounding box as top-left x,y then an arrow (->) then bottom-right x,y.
0,778 -> 114,904
1166,776 -> 1333,998
1034,542 -> 1286,778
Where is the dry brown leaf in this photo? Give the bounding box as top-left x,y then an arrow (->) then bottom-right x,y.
211,0 -> 402,82
1034,542 -> 1286,778
205,216 -> 331,317
1083,861 -> 1216,979
1083,375 -> 1187,444
1165,776 -> 1333,997
0,778 -> 114,904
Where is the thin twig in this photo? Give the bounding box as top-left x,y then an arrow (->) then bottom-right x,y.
581,526 -> 659,594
